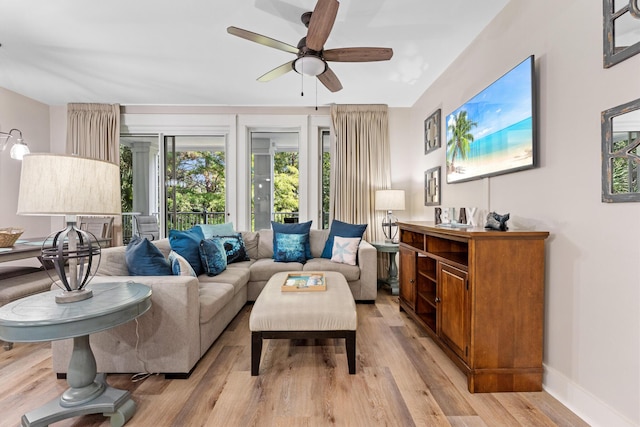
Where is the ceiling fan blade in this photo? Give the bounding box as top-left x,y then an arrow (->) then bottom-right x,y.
306,0 -> 339,51
257,60 -> 294,82
324,47 -> 393,62
227,26 -> 298,54
317,66 -> 342,92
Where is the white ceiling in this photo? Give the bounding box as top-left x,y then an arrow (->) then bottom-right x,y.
0,0 -> 509,108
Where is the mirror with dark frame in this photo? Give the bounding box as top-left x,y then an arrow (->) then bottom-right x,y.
601,98 -> 640,202
424,166 -> 441,206
603,0 -> 640,67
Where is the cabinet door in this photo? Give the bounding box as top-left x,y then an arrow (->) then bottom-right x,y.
399,246 -> 417,309
438,262 -> 469,363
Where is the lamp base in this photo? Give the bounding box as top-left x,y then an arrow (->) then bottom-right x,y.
55,288 -> 93,304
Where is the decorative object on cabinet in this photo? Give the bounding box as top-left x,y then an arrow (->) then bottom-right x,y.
375,190 -> 405,243
484,211 -> 510,231
446,55 -> 537,183
458,208 -> 467,224
17,154 -> 121,303
434,207 -> 442,225
601,97 -> 640,202
424,166 -> 440,206
603,0 -> 640,68
424,108 -> 441,155
397,221 -> 549,393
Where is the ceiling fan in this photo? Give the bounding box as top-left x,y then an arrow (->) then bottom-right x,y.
227,0 -> 393,92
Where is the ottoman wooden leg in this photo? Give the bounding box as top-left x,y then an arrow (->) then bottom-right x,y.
346,331 -> 356,374
251,332 -> 262,376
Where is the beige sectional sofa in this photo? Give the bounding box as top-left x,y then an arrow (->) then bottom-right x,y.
52,228 -> 376,378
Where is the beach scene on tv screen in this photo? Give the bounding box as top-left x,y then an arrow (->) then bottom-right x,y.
446,57 -> 534,183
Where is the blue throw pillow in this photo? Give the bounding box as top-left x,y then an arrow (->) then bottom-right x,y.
169,226 -> 205,276
217,233 -> 250,264
271,220 -> 312,260
196,222 -> 235,239
125,236 -> 172,276
321,220 -> 368,259
273,232 -> 308,263
199,238 -> 227,276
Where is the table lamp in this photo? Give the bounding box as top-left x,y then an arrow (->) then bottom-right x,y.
375,189 -> 405,243
17,154 -> 121,303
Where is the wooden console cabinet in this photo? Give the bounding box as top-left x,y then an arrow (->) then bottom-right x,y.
397,221 -> 549,393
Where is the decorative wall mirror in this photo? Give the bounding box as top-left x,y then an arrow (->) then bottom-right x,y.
424,109 -> 441,155
424,166 -> 441,206
601,98 -> 640,202
603,0 -> 640,67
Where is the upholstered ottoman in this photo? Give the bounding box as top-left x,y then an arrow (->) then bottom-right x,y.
249,271 -> 357,375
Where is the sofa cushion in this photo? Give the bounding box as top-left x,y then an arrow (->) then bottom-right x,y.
125,236 -> 172,276
169,227 -> 205,275
257,229 -> 274,259
331,236 -> 361,265
198,282 -> 234,324
303,258 -> 361,282
249,258 -> 303,282
217,233 -> 250,264
321,220 -> 368,259
169,250 -> 196,277
241,231 -> 259,260
309,229 -> 329,258
199,266 -> 250,297
199,238 -> 227,276
196,222 -> 234,239
273,232 -> 308,263
272,220 -> 313,260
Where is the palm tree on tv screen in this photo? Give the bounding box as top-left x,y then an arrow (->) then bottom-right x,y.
447,110 -> 477,173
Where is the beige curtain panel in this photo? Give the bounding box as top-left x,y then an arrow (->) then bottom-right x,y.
66,103 -> 122,246
330,104 -> 392,279
66,103 -> 121,164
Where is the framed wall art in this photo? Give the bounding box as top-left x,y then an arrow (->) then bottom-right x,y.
424,166 -> 441,206
424,109 -> 441,155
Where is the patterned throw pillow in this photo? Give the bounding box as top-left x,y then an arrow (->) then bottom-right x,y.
168,250 -> 197,277
198,238 -> 227,276
331,236 -> 361,265
216,233 -> 250,264
125,236 -> 172,276
273,232 -> 308,263
321,220 -> 367,259
271,220 -> 313,260
169,226 -> 205,275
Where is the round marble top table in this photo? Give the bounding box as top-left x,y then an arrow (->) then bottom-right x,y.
0,281 -> 152,427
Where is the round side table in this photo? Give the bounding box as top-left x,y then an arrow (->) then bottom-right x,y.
371,241 -> 400,295
0,281 -> 152,427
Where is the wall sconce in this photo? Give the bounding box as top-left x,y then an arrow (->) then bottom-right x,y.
0,128 -> 31,160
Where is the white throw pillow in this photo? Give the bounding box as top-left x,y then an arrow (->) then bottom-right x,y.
169,250 -> 197,277
331,236 -> 361,265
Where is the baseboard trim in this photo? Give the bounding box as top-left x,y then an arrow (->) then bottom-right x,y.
543,364 -> 637,427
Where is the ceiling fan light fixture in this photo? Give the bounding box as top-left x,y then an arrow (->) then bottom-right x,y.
293,56 -> 326,76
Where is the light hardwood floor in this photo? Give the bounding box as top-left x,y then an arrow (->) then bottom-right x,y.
0,293 -> 589,427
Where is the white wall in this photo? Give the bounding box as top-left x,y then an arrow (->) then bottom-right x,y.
390,1 -> 640,426
0,87 -> 53,240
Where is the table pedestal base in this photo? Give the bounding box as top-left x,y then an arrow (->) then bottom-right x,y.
21,374 -> 135,427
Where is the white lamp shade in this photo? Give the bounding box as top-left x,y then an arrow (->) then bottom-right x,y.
375,189 -> 405,211
17,153 -> 121,216
293,56 -> 326,76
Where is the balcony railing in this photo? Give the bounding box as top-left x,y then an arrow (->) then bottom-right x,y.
122,210 -> 331,243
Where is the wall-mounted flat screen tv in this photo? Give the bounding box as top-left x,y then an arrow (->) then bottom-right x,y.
446,55 -> 537,183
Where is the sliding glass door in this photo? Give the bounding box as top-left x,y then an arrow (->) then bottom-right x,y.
165,135 -> 227,232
